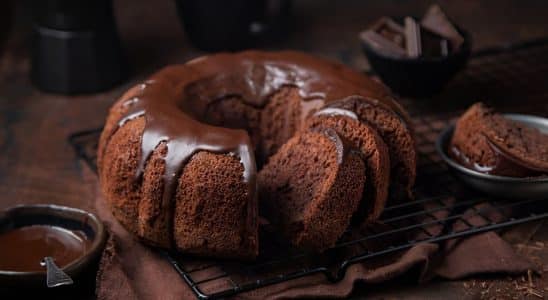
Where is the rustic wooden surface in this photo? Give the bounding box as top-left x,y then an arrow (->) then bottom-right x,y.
1,0 -> 548,299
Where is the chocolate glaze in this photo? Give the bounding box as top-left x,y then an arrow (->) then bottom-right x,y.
114,80 -> 256,242
105,51 -> 405,244
449,135 -> 545,177
321,95 -> 412,133
0,225 -> 90,272
153,51 -> 408,120
314,106 -> 359,120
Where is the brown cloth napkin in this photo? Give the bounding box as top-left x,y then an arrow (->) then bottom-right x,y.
93,181 -> 533,300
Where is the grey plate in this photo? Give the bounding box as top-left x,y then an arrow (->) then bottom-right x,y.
436,114 -> 548,200
0,204 -> 107,288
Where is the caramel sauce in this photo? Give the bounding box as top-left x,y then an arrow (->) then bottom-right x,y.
0,225 -> 91,272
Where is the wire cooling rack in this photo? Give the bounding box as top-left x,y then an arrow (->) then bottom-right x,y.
69,38 -> 548,299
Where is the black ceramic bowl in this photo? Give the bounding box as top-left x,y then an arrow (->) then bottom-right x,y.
0,204 -> 106,288
360,18 -> 471,97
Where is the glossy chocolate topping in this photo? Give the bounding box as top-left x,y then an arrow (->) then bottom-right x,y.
314,106 -> 360,120
150,51 -> 407,119
106,51 -> 403,236
0,225 -> 90,272
115,80 -> 256,232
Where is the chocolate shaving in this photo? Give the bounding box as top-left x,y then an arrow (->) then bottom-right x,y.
404,17 -> 421,58
420,26 -> 452,57
421,4 -> 464,49
360,30 -> 407,58
360,17 -> 407,58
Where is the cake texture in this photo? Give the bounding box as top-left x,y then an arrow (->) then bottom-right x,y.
258,129 -> 366,250
324,96 -> 416,198
98,51 -> 416,259
450,102 -> 548,177
304,109 -> 390,223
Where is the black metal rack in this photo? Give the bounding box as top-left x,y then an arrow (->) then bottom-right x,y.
69,38 -> 548,300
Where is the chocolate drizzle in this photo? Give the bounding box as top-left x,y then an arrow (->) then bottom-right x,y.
113,80 -> 256,235
163,51 -> 406,118
314,106 -> 359,120
105,51 -> 405,245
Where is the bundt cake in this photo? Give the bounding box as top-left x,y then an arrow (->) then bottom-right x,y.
258,129 -> 366,250
98,51 -> 416,259
450,102 -> 548,177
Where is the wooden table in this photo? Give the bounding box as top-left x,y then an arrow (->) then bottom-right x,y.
1,0 -> 548,298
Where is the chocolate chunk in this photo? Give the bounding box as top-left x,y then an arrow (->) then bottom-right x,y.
404,17 -> 421,58
420,26 -> 452,57
361,6 -> 463,59
421,4 -> 464,49
371,17 -> 405,48
440,39 -> 450,56
360,30 -> 407,58
360,17 -> 407,58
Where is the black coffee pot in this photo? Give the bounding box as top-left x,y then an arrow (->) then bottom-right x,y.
31,0 -> 127,94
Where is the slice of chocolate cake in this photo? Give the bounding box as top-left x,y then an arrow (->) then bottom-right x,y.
450,102 -> 548,177
303,110 -> 390,223
258,129 -> 366,251
326,97 -> 416,199
173,151 -> 258,260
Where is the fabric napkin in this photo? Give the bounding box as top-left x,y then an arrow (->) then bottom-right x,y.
92,178 -> 533,300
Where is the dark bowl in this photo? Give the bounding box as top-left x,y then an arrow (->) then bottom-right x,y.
360,18 -> 472,97
0,204 -> 107,288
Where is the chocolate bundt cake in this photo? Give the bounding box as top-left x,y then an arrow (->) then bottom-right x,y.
258,129 -> 366,250
450,102 -> 548,177
98,51 -> 416,259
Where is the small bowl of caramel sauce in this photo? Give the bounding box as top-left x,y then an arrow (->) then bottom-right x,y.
0,204 -> 106,288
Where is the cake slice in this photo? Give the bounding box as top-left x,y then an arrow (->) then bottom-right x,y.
258,129 -> 366,251
326,96 -> 416,199
303,110 -> 390,223
450,102 -> 548,177
173,151 -> 258,260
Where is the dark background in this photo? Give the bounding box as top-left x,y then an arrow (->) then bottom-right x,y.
1,0 -> 548,298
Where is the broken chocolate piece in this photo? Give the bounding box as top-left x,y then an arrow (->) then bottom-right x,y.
360,30 -> 407,58
421,26 -> 452,57
371,17 -> 406,48
361,6 -> 464,59
404,17 -> 421,58
440,39 -> 450,56
421,4 -> 464,49
360,17 -> 408,58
